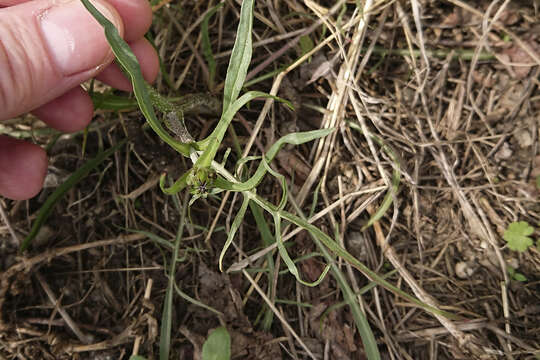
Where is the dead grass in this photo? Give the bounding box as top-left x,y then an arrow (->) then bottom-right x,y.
1,0 -> 539,359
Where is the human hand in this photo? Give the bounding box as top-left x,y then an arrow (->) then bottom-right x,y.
0,0 -> 159,200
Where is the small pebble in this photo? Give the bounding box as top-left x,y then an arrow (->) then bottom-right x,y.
455,261 -> 476,279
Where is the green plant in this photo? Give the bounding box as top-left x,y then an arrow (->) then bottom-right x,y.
507,266 -> 527,282
81,1 -> 455,359
21,139 -> 126,251
503,221 -> 535,252
202,327 -> 231,360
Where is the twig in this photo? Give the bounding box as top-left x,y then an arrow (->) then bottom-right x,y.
36,272 -> 92,344
242,269 -> 318,360
0,199 -> 19,246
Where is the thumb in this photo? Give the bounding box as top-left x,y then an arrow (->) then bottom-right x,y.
0,0 -> 124,121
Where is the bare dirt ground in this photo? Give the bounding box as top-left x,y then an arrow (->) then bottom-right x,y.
1,1 -> 539,359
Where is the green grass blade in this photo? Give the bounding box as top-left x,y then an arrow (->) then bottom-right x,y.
145,32 -> 176,89
279,210 -> 456,319
245,157 -> 332,287
266,128 -> 334,159
361,135 -> 401,230
273,212 -> 330,287
214,128 -> 333,192
249,201 -> 276,330
319,270 -> 399,327
345,120 -> 401,230
21,139 -> 126,251
91,92 -> 137,111
261,159 -> 287,211
281,197 -> 380,359
315,233 -> 380,360
196,91 -> 291,168
264,160 -> 331,286
202,3 -> 223,91
160,193 -> 188,360
173,282 -> 223,317
219,194 -> 249,271
245,190 -> 454,319
222,0 -> 254,112
160,169 -> 193,195
308,180 -> 322,218
81,0 -> 192,157
124,228 -> 174,251
159,282 -> 173,360
202,327 -> 231,360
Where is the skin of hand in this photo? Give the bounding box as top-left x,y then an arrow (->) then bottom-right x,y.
0,0 -> 159,200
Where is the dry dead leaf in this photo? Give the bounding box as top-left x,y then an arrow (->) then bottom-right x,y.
500,39 -> 540,79
276,149 -> 311,183
515,129 -> 533,148
441,8 -> 473,27
494,142 -> 513,160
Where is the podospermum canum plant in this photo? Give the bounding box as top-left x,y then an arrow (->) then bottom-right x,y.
80,1 -> 454,359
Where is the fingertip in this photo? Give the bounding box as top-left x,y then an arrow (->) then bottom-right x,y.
139,38 -> 160,84
32,86 -> 93,133
96,37 -> 159,91
0,0 -> 124,120
0,136 -> 47,200
107,0 -> 153,42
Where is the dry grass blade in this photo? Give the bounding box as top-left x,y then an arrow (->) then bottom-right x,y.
2,0 -> 539,358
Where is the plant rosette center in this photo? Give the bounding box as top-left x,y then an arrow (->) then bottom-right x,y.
187,166 -> 217,198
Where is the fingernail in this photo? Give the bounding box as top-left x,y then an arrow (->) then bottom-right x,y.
39,0 -> 123,76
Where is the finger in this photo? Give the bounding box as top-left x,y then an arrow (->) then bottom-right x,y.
0,0 -> 151,42
106,0 -> 152,42
29,37 -> 159,132
96,37 -> 160,91
31,86 -> 93,133
0,0 -> 124,120
0,136 -> 47,200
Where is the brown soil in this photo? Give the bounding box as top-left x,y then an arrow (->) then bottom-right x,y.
1,1 -> 539,359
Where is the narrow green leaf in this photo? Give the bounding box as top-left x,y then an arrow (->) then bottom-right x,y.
298,35 -> 314,59
317,241 -> 380,360
202,327 -> 231,360
159,284 -> 173,360
219,194 -> 249,271
261,159 -> 287,211
124,228 -> 174,251
222,0 -> 254,112
278,209 -> 456,319
273,213 -> 330,287
249,201 -> 275,330
81,0 -> 192,157
91,92 -> 137,111
21,140 -> 126,251
160,194 -> 188,360
309,180 -> 322,218
283,201 -> 380,360
362,136 -> 400,230
129,356 -> 148,360
173,282 -> 223,316
160,169 -> 193,195
214,128 -> 333,192
266,128 -> 333,160
346,121 -> 401,231
196,91 -> 291,168
248,191 -> 454,319
202,3 -> 223,90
